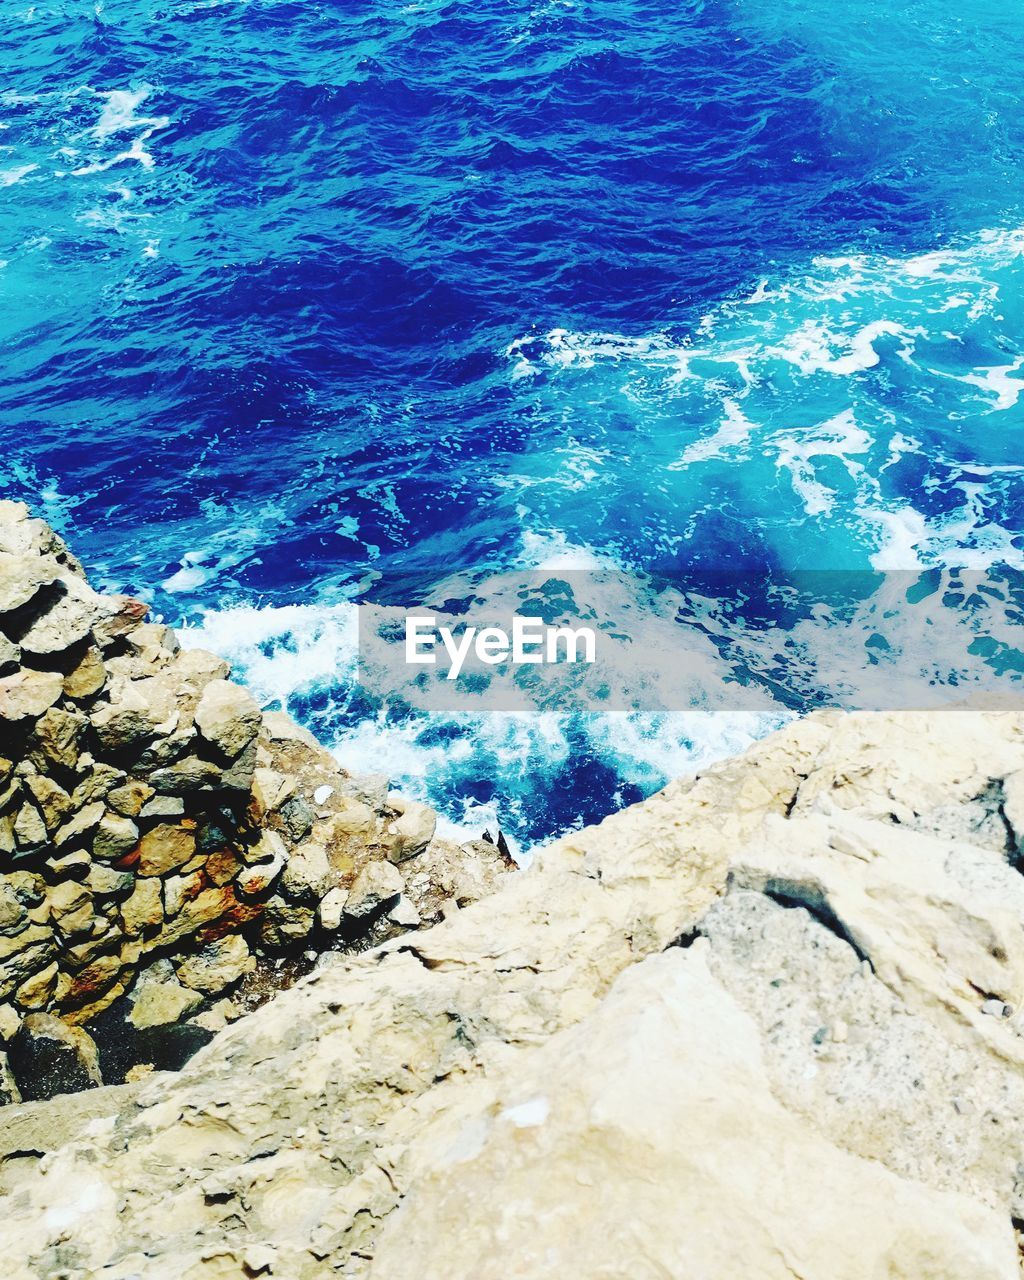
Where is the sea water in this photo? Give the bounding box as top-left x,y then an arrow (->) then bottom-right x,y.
2,0 -> 1023,847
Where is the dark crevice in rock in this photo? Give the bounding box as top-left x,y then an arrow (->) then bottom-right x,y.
721,880 -> 875,967
667,927 -> 702,951
782,779 -> 805,819
392,943 -> 445,971
745,879 -> 873,969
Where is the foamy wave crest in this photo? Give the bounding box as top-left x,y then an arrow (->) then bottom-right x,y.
506,226 -> 1024,572
176,554 -> 1024,850
176,591 -> 785,849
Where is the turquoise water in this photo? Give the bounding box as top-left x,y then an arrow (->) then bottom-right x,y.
1,0 -> 1023,843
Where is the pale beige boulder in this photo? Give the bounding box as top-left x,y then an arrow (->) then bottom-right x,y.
194,679 -> 261,759
372,947 -> 1016,1280
175,936 -> 255,996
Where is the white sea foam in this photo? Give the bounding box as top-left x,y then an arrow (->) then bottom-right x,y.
177,584 -> 787,848
507,224 -> 1024,571
70,86 -> 169,175
670,397 -> 756,467
178,545 -> 1022,848
952,358 -> 1024,411
0,163 -> 37,186
771,410 -> 871,518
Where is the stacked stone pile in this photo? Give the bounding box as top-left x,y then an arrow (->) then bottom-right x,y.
0,502 -> 511,1100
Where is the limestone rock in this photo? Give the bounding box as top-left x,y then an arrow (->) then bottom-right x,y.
262,709 -> 320,749
189,995 -> 242,1034
30,706 -> 86,769
22,772 -> 72,832
62,643 -> 106,699
251,767 -> 293,819
0,512 -> 517,1128
221,738 -> 257,790
47,880 -> 93,936
161,871 -> 202,918
378,948 -> 1015,1280
53,800 -> 104,849
317,886 -> 348,932
2,711 -> 1024,1276
258,898 -> 315,948
154,885 -> 249,950
90,594 -> 148,649
120,878 -> 163,936
322,798 -> 377,840
244,827 -> 287,868
147,756 -> 222,794
134,727 -> 195,771
106,779 -> 153,818
387,895 -> 421,929
69,761 -> 124,808
7,1013 -> 102,1101
15,576 -> 100,656
201,848 -> 240,887
0,669 -> 63,721
403,837 -> 515,924
0,1050 -> 19,1105
385,796 -> 437,861
128,965 -> 204,1030
194,679 -> 261,759
127,622 -> 180,657
172,647 -> 230,687
0,882 -> 29,937
1002,768 -> 1024,853
0,925 -> 55,1002
279,793 -> 314,841
280,841 -> 334,903
15,961 -> 59,1010
0,506 -> 82,570
236,850 -> 285,898
13,801 -> 47,851
92,812 -> 139,862
63,952 -> 125,1012
345,861 -> 403,919
342,771 -> 390,810
84,863 -> 134,900
175,935 -> 255,996
0,552 -> 60,614
138,794 -> 184,819
45,849 -> 91,880
0,632 -> 20,675
0,1002 -> 21,1042
136,821 -> 196,877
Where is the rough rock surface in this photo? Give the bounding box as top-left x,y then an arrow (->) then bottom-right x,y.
0,504 -> 511,1098
4,709 -> 1024,1276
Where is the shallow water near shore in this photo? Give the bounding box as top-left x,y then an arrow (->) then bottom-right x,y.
2,0 -> 1023,845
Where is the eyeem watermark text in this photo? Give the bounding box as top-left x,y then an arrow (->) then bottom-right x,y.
406,615 -> 597,680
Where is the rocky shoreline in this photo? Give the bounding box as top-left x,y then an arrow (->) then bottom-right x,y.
0,502 -> 510,1101
3,509 -> 1024,1277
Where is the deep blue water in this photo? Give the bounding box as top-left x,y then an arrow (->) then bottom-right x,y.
2,0 -> 1023,846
